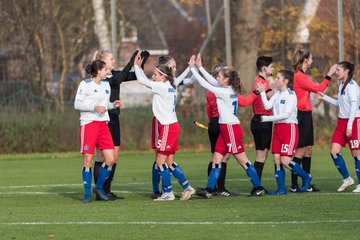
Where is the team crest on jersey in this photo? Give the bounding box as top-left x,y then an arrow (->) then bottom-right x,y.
280,99 -> 285,104
83,145 -> 89,151
168,88 -> 176,92
105,90 -> 109,94
94,89 -> 98,93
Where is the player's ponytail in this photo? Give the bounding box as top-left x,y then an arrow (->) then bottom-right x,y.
278,69 -> 295,90
338,61 -> 355,95
292,49 -> 311,72
221,67 -> 245,94
85,60 -> 106,77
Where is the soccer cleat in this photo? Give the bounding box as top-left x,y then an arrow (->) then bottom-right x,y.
300,174 -> 312,192
196,188 -> 213,199
92,187 -> 110,201
289,185 -> 300,193
82,195 -> 92,203
217,189 -> 232,197
180,186 -> 196,200
250,186 -> 266,197
151,191 -> 162,199
269,189 -> 288,195
337,177 -> 354,192
107,192 -> 124,200
352,184 -> 360,193
153,191 -> 175,201
307,184 -> 321,192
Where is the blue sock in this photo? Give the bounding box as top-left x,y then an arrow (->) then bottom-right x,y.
169,162 -> 189,190
243,161 -> 261,188
274,164 -> 286,191
331,153 -> 350,179
82,167 -> 92,198
287,161 -> 308,178
158,163 -> 172,193
207,163 -> 221,190
354,157 -> 360,184
96,163 -> 112,191
152,162 -> 161,193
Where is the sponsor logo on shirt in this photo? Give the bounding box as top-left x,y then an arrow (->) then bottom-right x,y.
230,94 -> 237,98
105,90 -> 109,94
280,99 -> 285,104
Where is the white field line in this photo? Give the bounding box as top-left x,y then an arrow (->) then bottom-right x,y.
0,176 -> 341,189
1,219 -> 360,226
0,190 -> 358,196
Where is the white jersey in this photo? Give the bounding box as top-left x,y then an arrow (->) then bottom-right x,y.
323,79 -> 360,129
261,89 -> 298,124
134,65 -> 178,125
174,67 -> 197,86
191,68 -> 240,124
74,78 -> 114,126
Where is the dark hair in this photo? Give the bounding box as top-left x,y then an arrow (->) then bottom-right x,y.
158,55 -> 175,66
278,69 -> 295,90
256,56 -> 273,71
292,49 -> 311,72
85,60 -> 106,77
220,67 -> 245,94
338,61 -> 355,95
155,65 -> 175,87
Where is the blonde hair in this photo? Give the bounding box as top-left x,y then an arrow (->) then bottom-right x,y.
92,49 -> 113,61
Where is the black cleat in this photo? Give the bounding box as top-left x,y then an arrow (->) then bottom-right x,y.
196,188 -> 213,199
289,185 -> 300,193
107,192 -> 124,200
217,189 -> 233,197
151,191 -> 162,199
250,186 -> 266,197
307,184 -> 321,192
92,187 -> 110,201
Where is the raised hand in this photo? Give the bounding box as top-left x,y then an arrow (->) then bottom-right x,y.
327,64 -> 338,77
256,82 -> 266,92
195,53 -> 202,67
140,50 -> 150,69
113,100 -> 122,108
188,55 -> 196,68
134,53 -> 143,67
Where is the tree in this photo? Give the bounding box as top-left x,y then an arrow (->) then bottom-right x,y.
232,0 -> 264,91
92,0 -> 112,51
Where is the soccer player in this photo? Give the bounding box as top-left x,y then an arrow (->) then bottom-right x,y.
317,61 -> 360,193
257,69 -> 312,194
291,49 -> 337,192
134,54 -> 196,201
92,49 -> 149,200
188,54 -> 266,198
251,56 -> 274,182
201,60 -> 257,196
74,60 -> 121,203
150,55 -> 196,199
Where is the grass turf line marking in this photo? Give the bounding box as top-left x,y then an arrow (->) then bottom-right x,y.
0,191 -> 358,196
2,219 -> 360,226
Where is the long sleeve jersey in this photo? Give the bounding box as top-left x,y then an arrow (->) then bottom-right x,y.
294,70 -> 330,111
74,78 -> 115,126
134,65 -> 178,125
261,88 -> 298,124
191,67 -> 240,124
322,79 -> 360,130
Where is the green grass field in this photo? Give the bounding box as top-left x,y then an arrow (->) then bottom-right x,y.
1,149 -> 359,239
